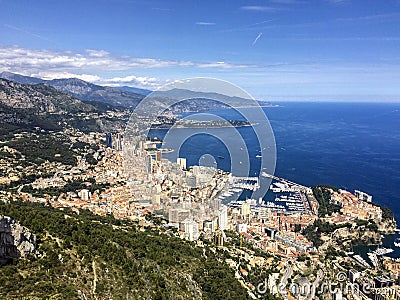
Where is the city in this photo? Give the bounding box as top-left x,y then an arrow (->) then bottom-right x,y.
2,115 -> 399,298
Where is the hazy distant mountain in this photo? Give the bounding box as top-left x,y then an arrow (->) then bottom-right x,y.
47,78 -> 103,98
152,88 -> 254,105
141,88 -> 274,114
119,85 -> 152,96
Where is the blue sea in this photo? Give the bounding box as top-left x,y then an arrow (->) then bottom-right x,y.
150,102 -> 400,223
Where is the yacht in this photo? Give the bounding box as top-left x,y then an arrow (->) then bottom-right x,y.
374,247 -> 394,256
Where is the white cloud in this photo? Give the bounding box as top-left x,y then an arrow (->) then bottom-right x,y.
0,46 -> 247,74
269,0 -> 305,4
85,49 -> 110,58
325,0 -> 350,4
197,61 -> 250,69
335,13 -> 400,22
241,6 -> 280,12
26,71 -> 164,89
0,45 -> 254,89
195,22 -> 216,26
100,75 -> 162,88
33,71 -> 102,82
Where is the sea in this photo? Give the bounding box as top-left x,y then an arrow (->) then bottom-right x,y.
149,101 -> 400,257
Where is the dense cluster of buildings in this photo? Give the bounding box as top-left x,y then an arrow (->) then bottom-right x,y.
3,126 -> 400,300
331,189 -> 382,221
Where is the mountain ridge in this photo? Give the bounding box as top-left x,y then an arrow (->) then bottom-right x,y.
0,78 -> 110,134
0,78 -> 95,113
0,72 -> 274,110
0,72 -> 145,108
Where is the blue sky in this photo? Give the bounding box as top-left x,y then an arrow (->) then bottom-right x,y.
1,0 -> 400,101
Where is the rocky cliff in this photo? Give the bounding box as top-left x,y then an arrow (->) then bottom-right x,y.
0,78 -> 95,113
378,218 -> 397,235
0,215 -> 36,265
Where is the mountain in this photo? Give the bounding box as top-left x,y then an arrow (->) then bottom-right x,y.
0,78 -> 103,134
119,85 -> 152,96
133,88 -> 275,115
46,77 -> 103,98
0,72 -> 145,108
0,71 -> 44,85
0,78 -> 95,113
0,72 -> 274,111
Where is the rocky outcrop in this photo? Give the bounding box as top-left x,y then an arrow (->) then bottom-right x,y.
320,226 -> 382,251
0,215 -> 36,265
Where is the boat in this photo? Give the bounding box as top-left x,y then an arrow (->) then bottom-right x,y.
394,238 -> 400,247
218,156 -> 224,159
256,155 -> 262,158
374,247 -> 394,256
159,148 -> 174,153
222,191 -> 233,197
262,201 -> 285,209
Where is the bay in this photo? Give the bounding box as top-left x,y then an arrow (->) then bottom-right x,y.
150,102 -> 400,224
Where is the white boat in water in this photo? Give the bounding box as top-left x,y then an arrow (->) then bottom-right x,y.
374,247 -> 394,256
263,201 -> 285,209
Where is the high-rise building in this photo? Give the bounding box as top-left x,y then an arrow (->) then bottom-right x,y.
114,133 -> 123,151
177,157 -> 187,170
145,155 -> 153,173
155,150 -> 161,161
182,219 -> 199,241
218,205 -> 228,230
214,229 -> 225,246
210,198 -> 221,211
169,208 -> 190,224
79,189 -> 91,201
241,202 -> 251,217
106,133 -> 112,148
203,220 -> 215,233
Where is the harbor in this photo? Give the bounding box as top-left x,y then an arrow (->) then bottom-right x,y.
223,172 -> 312,215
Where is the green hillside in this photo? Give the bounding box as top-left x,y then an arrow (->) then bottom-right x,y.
0,200 -> 249,300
